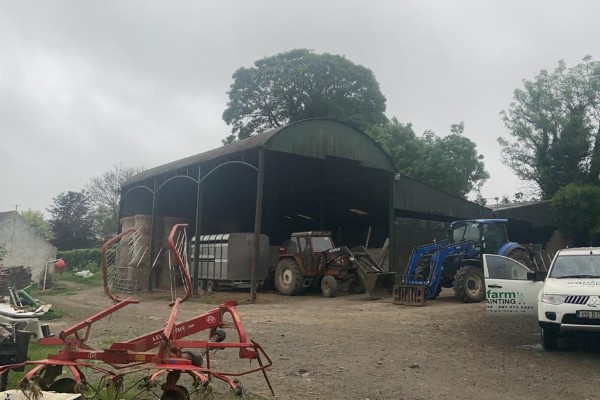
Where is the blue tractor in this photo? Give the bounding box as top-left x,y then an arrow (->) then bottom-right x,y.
394,219 -> 531,304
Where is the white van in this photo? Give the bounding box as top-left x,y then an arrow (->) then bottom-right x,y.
483,248 -> 600,350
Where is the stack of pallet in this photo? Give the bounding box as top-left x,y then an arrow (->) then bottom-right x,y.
0,266 -> 32,295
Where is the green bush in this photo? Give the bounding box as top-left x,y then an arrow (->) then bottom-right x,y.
58,248 -> 103,271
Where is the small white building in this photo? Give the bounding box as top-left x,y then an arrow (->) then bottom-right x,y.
0,211 -> 57,281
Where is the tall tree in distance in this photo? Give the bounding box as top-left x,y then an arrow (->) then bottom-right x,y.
498,56 -> 600,198
86,164 -> 144,236
370,119 -> 489,198
48,191 -> 96,250
20,209 -> 53,241
222,49 -> 388,144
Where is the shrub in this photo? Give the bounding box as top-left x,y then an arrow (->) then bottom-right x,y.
58,248 -> 102,271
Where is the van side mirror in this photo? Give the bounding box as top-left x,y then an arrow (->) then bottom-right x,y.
527,271 -> 547,281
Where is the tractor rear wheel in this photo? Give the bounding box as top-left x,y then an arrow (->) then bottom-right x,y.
453,265 -> 485,303
275,258 -> 304,295
321,275 -> 338,297
506,248 -> 531,269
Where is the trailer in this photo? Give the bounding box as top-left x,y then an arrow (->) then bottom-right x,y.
190,233 -> 270,291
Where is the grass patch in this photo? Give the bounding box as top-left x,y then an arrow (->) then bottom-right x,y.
59,270 -> 103,286
38,307 -> 64,321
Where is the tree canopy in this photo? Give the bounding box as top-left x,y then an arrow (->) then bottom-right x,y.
20,209 -> 53,241
48,191 -> 96,250
499,56 -> 600,198
370,119 -> 489,198
550,182 -> 600,246
222,49 -> 387,144
86,164 -> 144,236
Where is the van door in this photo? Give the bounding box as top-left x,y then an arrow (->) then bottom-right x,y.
483,254 -> 543,316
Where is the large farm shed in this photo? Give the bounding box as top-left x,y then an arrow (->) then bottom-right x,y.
120,118 -> 495,291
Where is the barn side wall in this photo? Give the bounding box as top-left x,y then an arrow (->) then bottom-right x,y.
0,212 -> 57,280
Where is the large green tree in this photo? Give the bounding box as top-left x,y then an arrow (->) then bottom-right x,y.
86,164 -> 144,236
550,183 -> 600,246
20,209 -> 53,241
499,56 -> 600,198
370,119 -> 489,198
48,191 -> 96,250
222,49 -> 388,143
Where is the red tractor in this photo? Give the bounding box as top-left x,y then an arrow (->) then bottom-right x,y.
274,231 -> 395,298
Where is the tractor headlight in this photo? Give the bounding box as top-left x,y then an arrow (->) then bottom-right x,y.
541,294 -> 567,305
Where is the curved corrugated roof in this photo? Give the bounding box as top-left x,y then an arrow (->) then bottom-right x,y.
125,118 -> 394,186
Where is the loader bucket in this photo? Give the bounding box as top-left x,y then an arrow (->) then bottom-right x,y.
363,272 -> 396,299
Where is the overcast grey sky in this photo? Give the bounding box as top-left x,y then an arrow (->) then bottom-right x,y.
1,0 -> 599,213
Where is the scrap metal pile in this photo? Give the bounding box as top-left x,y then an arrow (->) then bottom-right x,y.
0,224 -> 273,399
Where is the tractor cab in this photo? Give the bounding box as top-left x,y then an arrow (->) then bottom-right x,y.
284,231 -> 335,273
450,219 -> 509,257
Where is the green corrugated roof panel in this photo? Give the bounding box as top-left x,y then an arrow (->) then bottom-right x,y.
265,119 -> 394,171
125,118 -> 393,186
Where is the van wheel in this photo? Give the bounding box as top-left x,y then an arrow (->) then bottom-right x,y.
540,326 -> 558,350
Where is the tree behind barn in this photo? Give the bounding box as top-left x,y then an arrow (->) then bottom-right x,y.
370,119 -> 489,198
498,56 -> 600,198
550,183 -> 600,246
86,164 -> 144,236
48,191 -> 96,250
222,49 -> 388,144
20,209 -> 54,241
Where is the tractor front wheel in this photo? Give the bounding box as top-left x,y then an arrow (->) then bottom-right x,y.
349,276 -> 366,294
453,265 -> 485,303
275,258 -> 304,295
321,275 -> 338,298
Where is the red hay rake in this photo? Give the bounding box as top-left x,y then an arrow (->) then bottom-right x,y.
0,224 -> 273,399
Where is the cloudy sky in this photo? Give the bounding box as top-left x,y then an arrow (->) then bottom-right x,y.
1,0 -> 599,213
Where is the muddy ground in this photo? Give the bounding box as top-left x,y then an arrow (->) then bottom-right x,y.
38,285 -> 600,400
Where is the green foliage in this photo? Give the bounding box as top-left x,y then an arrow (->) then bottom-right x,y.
499,56 -> 600,198
222,49 -> 388,143
58,248 -> 102,271
370,119 -> 489,198
86,164 -> 144,236
48,191 -> 96,250
38,307 -> 64,320
550,183 -> 600,245
20,209 -> 54,241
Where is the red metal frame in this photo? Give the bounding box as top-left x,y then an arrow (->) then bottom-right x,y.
101,227 -> 136,303
0,224 -> 273,397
